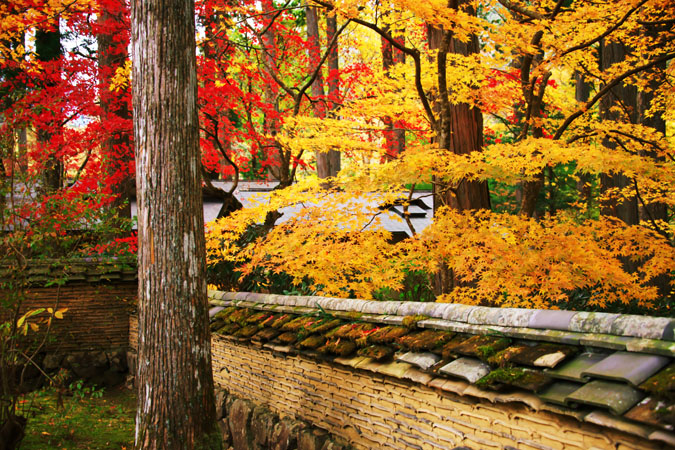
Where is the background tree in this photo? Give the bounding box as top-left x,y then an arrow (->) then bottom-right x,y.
130,0 -> 220,448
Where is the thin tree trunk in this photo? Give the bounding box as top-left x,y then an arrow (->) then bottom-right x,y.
35,24 -> 62,192
599,39 -> 639,225
316,9 -> 341,178
98,2 -> 133,219
130,0 -> 220,447
429,0 -> 490,296
381,26 -> 405,158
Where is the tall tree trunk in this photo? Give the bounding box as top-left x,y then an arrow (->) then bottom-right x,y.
35,24 -> 62,192
316,10 -> 341,178
599,39 -> 639,225
381,26 -> 406,159
130,0 -> 220,448
429,0 -> 490,296
574,72 -> 593,206
98,2 -> 133,219
429,6 -> 490,212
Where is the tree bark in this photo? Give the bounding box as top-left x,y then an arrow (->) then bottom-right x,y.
429,0 -> 490,296
316,10 -> 341,178
599,39 -> 639,225
130,0 -> 220,448
381,26 -> 406,159
35,24 -> 62,192
429,2 -> 490,213
98,2 -> 133,219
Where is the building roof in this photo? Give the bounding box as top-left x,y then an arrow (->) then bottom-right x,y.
130,181 -> 434,238
207,290 -> 675,447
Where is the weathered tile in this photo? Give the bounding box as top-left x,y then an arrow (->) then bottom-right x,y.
374,361 -> 413,378
449,335 -> 512,360
463,384 -> 498,403
578,334 -> 633,351
566,380 -> 645,415
610,315 -> 675,340
333,355 -> 368,368
209,306 -> 225,318
358,345 -> 394,360
438,357 -> 490,383
360,301 -> 403,315
396,352 -> 441,371
626,338 -> 675,357
624,397 -> 674,430
434,378 -> 470,396
569,311 -> 620,334
494,391 -> 544,411
583,411 -> 650,438
397,302 -> 433,317
509,343 -> 577,368
649,430 -> 675,448
545,352 -> 608,382
528,310 -> 577,331
398,329 -> 454,351
582,351 -> 670,386
439,303 -> 476,322
476,367 -> 552,392
539,381 -> 584,406
466,307 -> 534,327
401,368 -> 434,385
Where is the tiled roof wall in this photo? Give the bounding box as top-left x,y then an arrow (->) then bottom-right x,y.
1,259 -> 137,352
206,291 -> 675,449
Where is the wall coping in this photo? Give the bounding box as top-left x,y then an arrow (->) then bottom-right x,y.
206,290 -> 675,447
0,257 -> 137,286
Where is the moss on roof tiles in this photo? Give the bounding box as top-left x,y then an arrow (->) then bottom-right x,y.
397,329 -> 454,351
318,338 -> 357,357
449,335 -> 512,360
367,326 -> 410,344
477,367 -> 552,392
639,363 -> 675,401
358,345 -> 394,361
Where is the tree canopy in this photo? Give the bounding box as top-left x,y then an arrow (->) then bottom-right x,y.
1,0 -> 674,312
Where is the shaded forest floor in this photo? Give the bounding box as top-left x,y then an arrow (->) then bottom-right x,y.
19,384 -> 135,449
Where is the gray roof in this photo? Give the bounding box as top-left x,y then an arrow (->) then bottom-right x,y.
131,181 -> 434,237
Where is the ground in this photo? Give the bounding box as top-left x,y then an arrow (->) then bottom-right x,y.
19,384 -> 135,450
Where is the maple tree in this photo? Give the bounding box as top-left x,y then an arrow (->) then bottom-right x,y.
206,0 -> 675,312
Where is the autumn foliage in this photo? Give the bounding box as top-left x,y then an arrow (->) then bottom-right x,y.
1,0 -> 674,311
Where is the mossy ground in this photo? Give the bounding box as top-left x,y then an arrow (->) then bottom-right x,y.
20,385 -> 135,450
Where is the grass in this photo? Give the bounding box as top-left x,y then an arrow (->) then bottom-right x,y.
18,385 -> 136,450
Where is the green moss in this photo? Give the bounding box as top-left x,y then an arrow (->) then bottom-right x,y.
318,338 -> 357,356
271,314 -> 293,329
368,326 -> 410,344
477,338 -> 512,360
397,330 -> 453,351
216,322 -> 241,335
251,328 -> 280,343
275,331 -> 299,345
228,308 -> 254,326
281,316 -> 316,332
487,346 -> 526,367
639,363 -> 675,401
214,306 -> 237,321
246,311 -> 274,325
298,334 -> 326,350
402,315 -> 429,328
234,324 -> 260,338
476,367 -> 551,392
357,345 -> 394,360
308,318 -> 343,334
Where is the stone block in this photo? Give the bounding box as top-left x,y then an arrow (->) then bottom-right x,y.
229,398 -> 254,450
298,428 -> 328,450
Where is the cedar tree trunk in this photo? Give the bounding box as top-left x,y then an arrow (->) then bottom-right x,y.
130,0 -> 220,448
